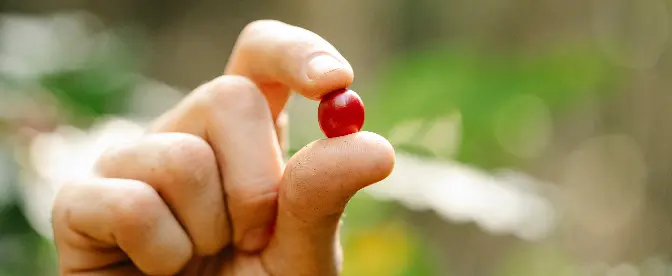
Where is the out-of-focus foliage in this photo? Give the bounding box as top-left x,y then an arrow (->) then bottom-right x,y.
1,0 -> 671,275
0,15 -> 148,276
496,244 -> 573,276
37,27 -> 147,127
367,43 -> 620,168
341,194 -> 439,276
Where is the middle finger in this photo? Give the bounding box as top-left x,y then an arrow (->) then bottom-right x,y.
149,75 -> 284,252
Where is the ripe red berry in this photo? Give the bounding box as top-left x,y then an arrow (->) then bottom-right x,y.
318,88 -> 365,138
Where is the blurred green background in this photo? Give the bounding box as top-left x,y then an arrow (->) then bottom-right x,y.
1,0 -> 672,275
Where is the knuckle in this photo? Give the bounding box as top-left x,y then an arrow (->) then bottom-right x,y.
209,75 -> 262,102
162,133 -> 214,165
235,20 -> 296,60
159,133 -> 217,187
240,19 -> 284,38
94,142 -> 133,176
208,75 -> 258,100
111,181 -> 162,230
200,75 -> 268,118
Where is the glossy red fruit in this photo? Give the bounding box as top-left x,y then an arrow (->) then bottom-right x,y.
318,88 -> 365,138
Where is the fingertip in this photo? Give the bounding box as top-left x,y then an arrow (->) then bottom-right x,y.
231,19 -> 355,101
282,131 -> 395,214
324,131 -> 395,185
303,53 -> 354,100
350,131 -> 396,183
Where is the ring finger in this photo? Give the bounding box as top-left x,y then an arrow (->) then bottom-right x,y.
95,132 -> 229,256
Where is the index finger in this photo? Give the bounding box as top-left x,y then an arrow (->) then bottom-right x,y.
225,20 -> 355,120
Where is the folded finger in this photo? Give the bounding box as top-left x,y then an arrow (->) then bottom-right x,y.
149,76 -> 284,252
52,178 -> 192,275
94,132 -> 229,256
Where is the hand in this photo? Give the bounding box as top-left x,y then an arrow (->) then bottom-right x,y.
51,20 -> 395,276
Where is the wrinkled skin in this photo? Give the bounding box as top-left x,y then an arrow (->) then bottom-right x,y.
51,20 -> 395,276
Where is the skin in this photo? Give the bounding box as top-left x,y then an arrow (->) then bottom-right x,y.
51,20 -> 396,276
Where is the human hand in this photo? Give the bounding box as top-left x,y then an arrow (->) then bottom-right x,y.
51,20 -> 395,276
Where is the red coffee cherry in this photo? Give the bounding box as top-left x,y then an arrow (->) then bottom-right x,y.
318,88 -> 365,138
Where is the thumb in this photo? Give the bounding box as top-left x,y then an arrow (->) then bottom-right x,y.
261,131 -> 395,276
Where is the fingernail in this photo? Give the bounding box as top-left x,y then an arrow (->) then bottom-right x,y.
307,55 -> 344,80
241,226 -> 271,251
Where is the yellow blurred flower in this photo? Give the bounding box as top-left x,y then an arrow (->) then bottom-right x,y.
342,222 -> 414,276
